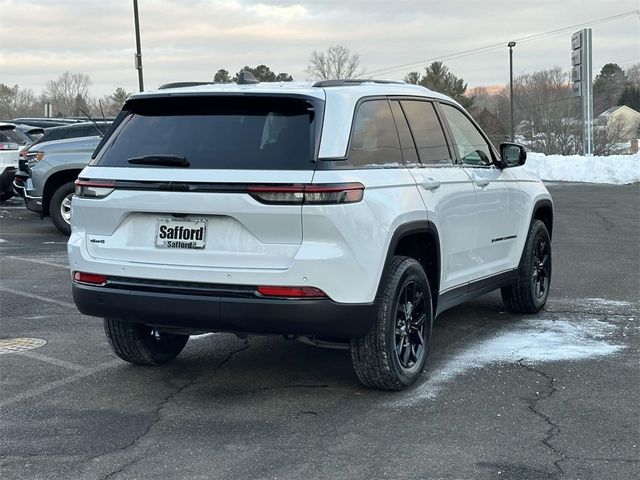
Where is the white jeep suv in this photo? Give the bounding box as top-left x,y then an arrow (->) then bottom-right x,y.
68,77 -> 553,390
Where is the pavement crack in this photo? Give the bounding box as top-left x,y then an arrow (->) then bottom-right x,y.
594,207 -> 615,232
98,376 -> 197,480
218,340 -> 250,368
518,358 -> 565,478
561,456 -> 639,465
96,341 -> 251,480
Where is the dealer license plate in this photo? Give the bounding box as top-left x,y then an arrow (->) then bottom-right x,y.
155,218 -> 207,249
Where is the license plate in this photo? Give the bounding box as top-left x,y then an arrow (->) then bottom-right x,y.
156,218 -> 207,249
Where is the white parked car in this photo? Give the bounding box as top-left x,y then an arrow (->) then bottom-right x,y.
69,76 -> 553,390
0,122 -> 31,201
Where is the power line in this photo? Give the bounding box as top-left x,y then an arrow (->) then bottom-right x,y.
367,10 -> 639,77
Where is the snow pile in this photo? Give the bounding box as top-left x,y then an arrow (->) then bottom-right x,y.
521,152 -> 640,184
392,317 -> 624,405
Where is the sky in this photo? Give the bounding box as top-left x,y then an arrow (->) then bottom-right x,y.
0,0 -> 638,97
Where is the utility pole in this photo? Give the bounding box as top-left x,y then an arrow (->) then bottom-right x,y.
133,0 -> 144,92
508,41 -> 516,142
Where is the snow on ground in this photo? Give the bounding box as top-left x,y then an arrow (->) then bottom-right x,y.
392,317 -> 624,405
521,152 -> 640,185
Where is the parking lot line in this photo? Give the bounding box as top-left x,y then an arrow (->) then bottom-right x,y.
16,350 -> 87,372
7,255 -> 69,269
0,286 -> 76,309
0,359 -> 122,410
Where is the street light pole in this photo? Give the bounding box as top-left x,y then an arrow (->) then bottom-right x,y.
508,41 -> 516,142
133,0 -> 144,92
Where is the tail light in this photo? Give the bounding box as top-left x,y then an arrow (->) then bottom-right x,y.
248,183 -> 364,205
256,286 -> 327,298
0,142 -> 19,150
73,272 -> 108,286
19,149 -> 28,159
75,179 -> 116,198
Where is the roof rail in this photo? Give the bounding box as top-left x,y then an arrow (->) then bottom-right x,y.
158,81 -> 213,90
312,79 -> 406,88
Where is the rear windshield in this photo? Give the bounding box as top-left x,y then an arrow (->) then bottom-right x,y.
95,96 -> 318,170
0,128 -> 29,145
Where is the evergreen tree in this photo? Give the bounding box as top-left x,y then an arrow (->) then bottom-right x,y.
405,62 -> 473,109
213,69 -> 232,83
233,65 -> 294,82
617,85 -> 640,111
593,63 -> 626,114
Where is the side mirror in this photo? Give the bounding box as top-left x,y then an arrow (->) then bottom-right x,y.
499,143 -> 526,168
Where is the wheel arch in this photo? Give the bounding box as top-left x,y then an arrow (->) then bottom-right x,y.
376,221 -> 441,315
531,199 -> 554,240
42,169 -> 82,218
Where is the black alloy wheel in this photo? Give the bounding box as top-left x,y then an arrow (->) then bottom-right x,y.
532,236 -> 550,300
501,220 -> 552,313
394,280 -> 428,369
351,256 -> 433,390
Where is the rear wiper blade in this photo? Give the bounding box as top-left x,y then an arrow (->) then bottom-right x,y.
127,155 -> 189,167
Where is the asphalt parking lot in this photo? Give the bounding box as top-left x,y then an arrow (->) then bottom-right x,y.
1,183 -> 638,480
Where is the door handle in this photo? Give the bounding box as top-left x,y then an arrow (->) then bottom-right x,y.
420,178 -> 441,191
470,174 -> 491,188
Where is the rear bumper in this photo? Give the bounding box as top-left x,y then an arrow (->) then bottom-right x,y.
72,282 -> 377,339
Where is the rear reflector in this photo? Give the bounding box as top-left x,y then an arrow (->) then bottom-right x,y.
256,286 -> 327,298
75,179 -> 116,198
248,183 -> 364,205
73,272 -> 108,286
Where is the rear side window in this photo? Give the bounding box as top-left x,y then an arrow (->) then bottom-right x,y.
348,100 -> 402,167
400,100 -> 451,165
95,96 -> 317,170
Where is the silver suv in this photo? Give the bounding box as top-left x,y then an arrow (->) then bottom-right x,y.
22,133 -> 103,234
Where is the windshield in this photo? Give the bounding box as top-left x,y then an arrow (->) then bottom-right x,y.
95,95 -> 318,170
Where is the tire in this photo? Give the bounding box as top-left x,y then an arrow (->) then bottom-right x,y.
350,256 -> 433,390
501,220 -> 552,313
104,318 -> 189,366
0,190 -> 13,202
49,181 -> 75,235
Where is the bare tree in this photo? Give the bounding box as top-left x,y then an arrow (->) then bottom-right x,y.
0,83 -> 37,118
594,115 -> 632,155
512,67 -> 580,155
625,63 -> 640,86
44,71 -> 92,117
306,45 -> 365,80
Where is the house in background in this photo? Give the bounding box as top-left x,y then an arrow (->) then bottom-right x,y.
596,105 -> 640,154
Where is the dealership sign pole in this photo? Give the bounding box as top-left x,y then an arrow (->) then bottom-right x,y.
571,28 -> 593,155
133,0 -> 144,92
